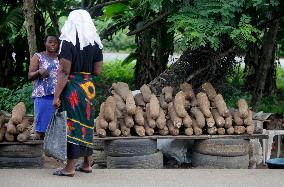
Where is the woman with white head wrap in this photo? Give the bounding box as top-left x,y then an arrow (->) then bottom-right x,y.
53,9 -> 103,177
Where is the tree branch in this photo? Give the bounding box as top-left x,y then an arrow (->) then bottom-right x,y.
214,46 -> 237,62
127,12 -> 171,36
89,0 -> 128,13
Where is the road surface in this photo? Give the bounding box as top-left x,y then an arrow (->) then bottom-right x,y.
0,169 -> 283,187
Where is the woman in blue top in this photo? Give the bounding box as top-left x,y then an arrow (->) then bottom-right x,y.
28,35 -> 59,140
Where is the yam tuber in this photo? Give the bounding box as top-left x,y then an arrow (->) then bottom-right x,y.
238,99 -> 249,119
6,120 -> 17,134
111,129 -> 121,137
183,114 -> 193,128
0,126 -> 5,142
124,114 -> 134,128
233,111 -> 244,126
206,117 -> 215,128
104,96 -> 116,122
159,126 -> 169,136
217,127 -> 226,135
5,131 -> 14,142
174,91 -> 187,118
11,102 -> 26,124
140,84 -> 152,103
112,91 -> 126,112
201,82 -> 217,101
234,126 -> 246,134
108,115 -> 118,132
224,115 -> 233,129
180,83 -> 194,100
246,125 -> 255,135
149,94 -> 160,120
167,120 -> 179,136
214,94 -> 230,117
118,119 -> 130,137
168,102 -> 182,128
134,93 -> 146,107
126,91 -> 136,115
134,107 -> 144,126
156,108 -> 166,129
190,95 -> 198,107
162,86 -> 174,102
134,125 -> 145,137
17,129 -> 30,142
158,94 -> 168,110
207,126 -> 217,135
196,92 -> 212,118
244,110 -> 253,126
145,104 -> 156,128
145,124 -> 155,136
192,118 -> 203,136
211,109 -> 225,128
16,117 -> 32,133
226,127 -> 235,135
190,107 -> 205,128
185,127 -> 194,136
112,82 -> 130,101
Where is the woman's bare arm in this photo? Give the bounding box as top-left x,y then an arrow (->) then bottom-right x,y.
53,58 -> 71,108
94,61 -> 103,76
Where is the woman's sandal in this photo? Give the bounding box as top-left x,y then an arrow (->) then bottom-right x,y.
75,165 -> 93,173
53,169 -> 75,177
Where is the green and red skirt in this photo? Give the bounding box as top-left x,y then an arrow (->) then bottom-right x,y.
61,72 -> 96,157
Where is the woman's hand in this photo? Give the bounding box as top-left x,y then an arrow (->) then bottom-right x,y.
53,97 -> 61,109
38,68 -> 49,78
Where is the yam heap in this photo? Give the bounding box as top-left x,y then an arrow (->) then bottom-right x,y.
95,82 -> 254,137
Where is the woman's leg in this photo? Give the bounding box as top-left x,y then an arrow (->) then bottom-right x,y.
62,159 -> 76,174
82,156 -> 92,170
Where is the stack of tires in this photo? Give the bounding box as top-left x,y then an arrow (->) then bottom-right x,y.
105,139 -> 163,169
92,139 -> 107,168
0,142 -> 43,168
192,139 -> 249,169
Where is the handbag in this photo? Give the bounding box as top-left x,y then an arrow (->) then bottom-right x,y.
43,110 -> 67,161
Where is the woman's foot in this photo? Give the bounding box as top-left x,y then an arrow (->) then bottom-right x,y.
75,164 -> 92,173
53,168 -> 75,177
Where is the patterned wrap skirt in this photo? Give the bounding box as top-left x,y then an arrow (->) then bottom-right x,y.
61,72 -> 96,158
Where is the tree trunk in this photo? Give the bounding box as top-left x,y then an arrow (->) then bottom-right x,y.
135,25 -> 174,89
251,19 -> 279,110
44,0 -> 60,35
135,30 -> 153,88
0,45 -> 13,87
23,0 -> 37,58
148,47 -> 236,94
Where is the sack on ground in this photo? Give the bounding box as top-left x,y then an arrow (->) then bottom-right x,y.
43,111 -> 67,161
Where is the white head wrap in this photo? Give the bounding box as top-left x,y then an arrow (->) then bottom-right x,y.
59,9 -> 103,51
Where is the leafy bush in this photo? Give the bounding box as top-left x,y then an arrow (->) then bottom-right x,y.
0,83 -> 33,114
94,60 -> 135,116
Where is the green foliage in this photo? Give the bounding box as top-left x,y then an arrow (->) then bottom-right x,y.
168,0 -> 260,50
230,15 -> 260,49
223,65 -> 284,114
94,60 -> 135,116
95,60 -> 135,88
0,83 -> 33,114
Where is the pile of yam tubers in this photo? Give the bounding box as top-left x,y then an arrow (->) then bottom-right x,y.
95,82 -> 254,137
0,102 -> 34,142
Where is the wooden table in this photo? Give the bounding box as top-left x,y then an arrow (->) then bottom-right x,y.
93,134 -> 268,141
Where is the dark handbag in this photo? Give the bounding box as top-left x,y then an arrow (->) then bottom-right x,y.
43,110 -> 67,161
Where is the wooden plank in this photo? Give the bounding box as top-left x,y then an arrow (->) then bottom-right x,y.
0,140 -> 43,145
93,134 -> 268,141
